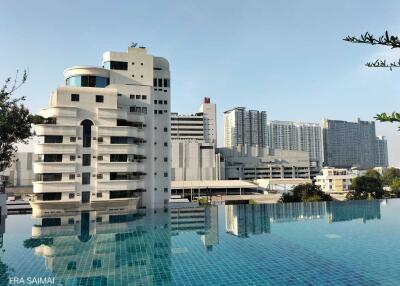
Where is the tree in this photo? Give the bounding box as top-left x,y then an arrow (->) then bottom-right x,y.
364,169 -> 382,182
344,31 -> 400,127
346,176 -> 384,200
390,178 -> 400,197
0,71 -> 43,172
279,183 -> 332,203
382,167 -> 400,186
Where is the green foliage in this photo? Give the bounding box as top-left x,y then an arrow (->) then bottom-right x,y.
382,167 -> 400,186
391,178 -> 400,197
279,183 -> 332,203
0,71 -> 42,172
346,176 -> 384,200
248,199 -> 257,205
197,197 -> 209,205
364,169 -> 382,182
375,112 -> 400,130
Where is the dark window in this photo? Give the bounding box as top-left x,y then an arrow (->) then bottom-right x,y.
164,142 -> 168,147
142,95 -> 147,100
44,136 -> 63,143
97,174 -> 103,179
164,172 -> 168,177
110,190 -> 142,199
42,218 -> 61,226
154,110 -> 157,114
164,100 -> 167,104
96,95 -> 104,103
110,136 -> 143,144
82,154 -> 91,166
71,94 -> 79,102
164,157 -> 168,162
81,120 -> 93,148
164,127 -> 168,132
35,173 -> 62,182
69,174 -> 75,180
36,192 -> 62,201
67,262 -> 77,270
118,93 -> 122,97
97,155 -> 103,161
130,94 -> 135,99
142,107 -> 147,114
41,154 -> 62,162
110,154 -> 128,162
153,78 -> 157,86
68,218 -> 74,224
136,94 -> 141,99
82,173 -> 90,185
158,78 -> 162,87
93,260 -> 102,269
70,137 -> 76,142
97,193 -> 102,198
164,188 -> 168,193
110,172 -> 144,180
158,100 -> 162,104
158,110 -> 163,114
98,137 -> 103,143
70,155 -> 76,161
130,106 -> 136,112
69,193 -> 75,199
154,100 -> 157,104
164,79 -> 169,87
109,61 -> 128,70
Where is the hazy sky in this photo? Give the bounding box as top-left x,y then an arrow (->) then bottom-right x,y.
1,0 -> 400,166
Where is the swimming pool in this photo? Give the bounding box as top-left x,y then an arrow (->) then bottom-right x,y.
0,199 -> 398,285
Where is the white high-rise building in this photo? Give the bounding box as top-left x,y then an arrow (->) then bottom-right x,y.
375,136 -> 389,168
32,46 -> 171,210
171,98 -> 220,181
171,97 -> 216,144
224,107 -> 267,148
267,121 -> 322,167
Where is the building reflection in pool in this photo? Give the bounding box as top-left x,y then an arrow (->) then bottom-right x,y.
22,200 -> 383,285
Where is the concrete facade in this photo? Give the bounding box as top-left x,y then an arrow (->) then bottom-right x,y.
0,152 -> 34,187
375,136 -> 389,168
32,47 -> 171,209
315,167 -> 357,193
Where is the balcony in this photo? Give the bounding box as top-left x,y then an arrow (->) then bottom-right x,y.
35,143 -> 77,154
97,126 -> 144,137
33,181 -> 76,193
96,162 -> 145,173
97,144 -> 143,155
96,180 -> 145,191
35,125 -> 77,136
33,162 -> 76,173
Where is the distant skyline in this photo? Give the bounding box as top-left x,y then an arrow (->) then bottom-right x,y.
1,0 -> 399,166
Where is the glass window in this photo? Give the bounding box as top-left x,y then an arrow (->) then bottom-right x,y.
164,172 -> 168,177
153,78 -> 157,86
98,137 -> 103,143
81,120 -> 93,148
142,107 -> 147,114
154,100 -> 157,104
40,154 -> 62,162
96,95 -> 104,103
109,61 -> 128,70
136,94 -> 141,99
69,174 -> 75,180
69,193 -> 75,199
70,155 -> 76,161
164,127 -> 168,132
82,154 -> 91,166
130,94 -> 135,99
70,137 -> 76,142
44,136 -> 63,143
71,94 -> 79,102
68,218 -> 74,224
164,100 -> 167,104
97,155 -> 103,161
35,173 -> 62,182
142,95 -> 147,100
97,174 -> 103,179
110,154 -> 128,162
164,188 -> 168,193
158,78 -> 163,87
164,157 -> 168,162
164,142 -> 168,147
97,193 -> 102,198
82,173 -> 90,185
158,100 -> 162,104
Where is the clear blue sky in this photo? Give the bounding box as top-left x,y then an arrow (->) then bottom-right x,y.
1,0 -> 400,165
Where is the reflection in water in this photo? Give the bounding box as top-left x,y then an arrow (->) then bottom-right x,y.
22,200 -> 383,284
225,200 -> 382,237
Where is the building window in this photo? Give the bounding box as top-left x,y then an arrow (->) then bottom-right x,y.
97,174 -> 103,179
98,137 -> 103,143
164,79 -> 170,87
141,63 -> 143,66
96,95 -> 104,103
164,142 -> 168,147
68,218 -> 74,224
164,100 -> 167,104
158,78 -> 162,87
164,127 -> 168,132
82,173 -> 91,185
142,95 -> 147,100
140,75 -> 143,78
132,75 -> 135,78
67,262 -> 77,270
142,107 -> 147,114
97,155 -> 103,161
69,137 -> 76,143
154,100 -> 157,104
158,110 -> 163,114
109,61 -> 128,70
35,173 -> 62,182
130,94 -> 135,99
69,174 -> 75,180
154,157 -> 157,161
70,155 -> 76,161
153,78 -> 157,86
118,93 -> 122,97
136,94 -> 141,99
158,100 -> 162,104
44,135 -> 63,143
82,154 -> 91,166
110,154 -> 128,162
164,172 -> 168,177
71,94 -> 79,102
81,120 -> 94,148
96,216 -> 102,222
164,157 -> 168,162
93,259 -> 102,269
39,154 -> 62,162
69,193 -> 75,199
97,192 -> 102,198
164,188 -> 168,193
154,110 -> 157,114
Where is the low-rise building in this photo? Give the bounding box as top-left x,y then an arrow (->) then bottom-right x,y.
219,145 -> 311,180
315,167 -> 357,193
0,152 -> 34,187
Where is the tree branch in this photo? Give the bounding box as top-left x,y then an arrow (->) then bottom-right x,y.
344,31 -> 400,48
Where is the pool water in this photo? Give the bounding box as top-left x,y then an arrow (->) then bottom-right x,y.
0,199 -> 399,285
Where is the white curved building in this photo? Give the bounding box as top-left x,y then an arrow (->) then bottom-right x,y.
32,47 -> 171,211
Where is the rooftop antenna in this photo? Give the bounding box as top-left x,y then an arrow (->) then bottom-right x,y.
130,42 -> 138,48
